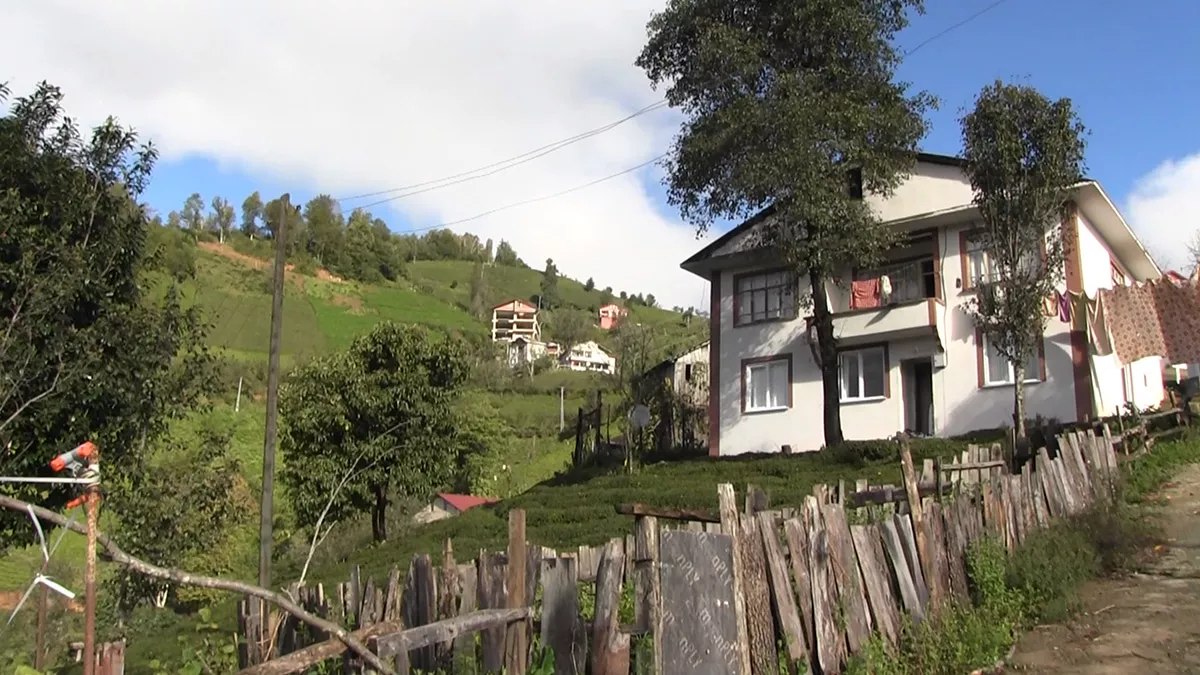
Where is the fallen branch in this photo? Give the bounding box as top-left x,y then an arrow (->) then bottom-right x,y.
0,495 -> 394,675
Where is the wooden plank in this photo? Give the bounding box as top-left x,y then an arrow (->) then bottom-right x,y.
659,529 -> 741,675
878,518 -> 923,623
757,512 -> 808,670
619,499 -> 720,521
900,437 -> 938,610
849,524 -> 900,647
782,518 -> 816,665
717,483 -> 753,675
402,554 -> 437,671
1036,448 -> 1064,519
805,496 -> 845,674
922,500 -> 951,610
453,563 -> 477,672
374,609 -> 530,658
820,502 -> 871,654
633,516 -> 662,643
1028,460 -> 1050,527
478,552 -> 507,673
505,510 -> 529,675
239,620 -> 405,675
541,557 -> 585,675
895,514 -> 929,609
591,539 -> 631,675
738,515 -> 780,675
1051,456 -> 1078,515
941,495 -> 969,601
745,484 -> 770,516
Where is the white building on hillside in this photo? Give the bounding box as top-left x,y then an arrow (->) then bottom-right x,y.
563,341 -> 616,375
681,153 -> 1164,456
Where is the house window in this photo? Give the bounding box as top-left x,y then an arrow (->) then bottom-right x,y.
839,347 -> 887,402
684,363 -> 693,382
743,357 -> 790,412
963,233 -> 994,288
734,270 -> 798,326
1111,261 -> 1126,287
981,334 -> 1042,386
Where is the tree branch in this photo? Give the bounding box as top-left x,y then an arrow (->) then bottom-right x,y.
0,356 -> 64,436
0,494 -> 394,675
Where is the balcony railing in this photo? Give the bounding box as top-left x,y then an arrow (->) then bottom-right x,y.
842,258 -> 936,311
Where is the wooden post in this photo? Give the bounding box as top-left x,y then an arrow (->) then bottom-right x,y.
591,539 -> 630,675
594,391 -> 603,452
259,192 -> 289,591
717,484 -> 753,675
505,510 -> 528,675
899,434 -> 939,613
574,408 -> 585,465
35,585 -> 47,670
83,484 -> 100,675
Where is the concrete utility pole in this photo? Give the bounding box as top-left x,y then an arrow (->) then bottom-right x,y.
259,193 -> 289,590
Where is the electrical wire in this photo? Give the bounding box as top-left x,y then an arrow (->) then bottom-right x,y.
336,100 -> 667,207
903,0 -> 1012,56
393,153 -> 666,235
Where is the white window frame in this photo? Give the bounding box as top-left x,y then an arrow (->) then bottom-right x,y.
743,357 -> 790,413
838,347 -> 888,402
963,233 -> 997,287
734,270 -> 798,326
980,334 -> 1042,387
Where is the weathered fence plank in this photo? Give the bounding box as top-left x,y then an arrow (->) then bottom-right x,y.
738,514 -> 780,675
757,512 -> 809,670
591,539 -> 630,675
717,483 -> 753,675
850,523 -> 900,647
659,529 -> 741,675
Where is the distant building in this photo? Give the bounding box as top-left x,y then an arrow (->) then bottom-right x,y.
492,299 -> 540,343
563,341 -> 616,375
598,303 -> 627,330
506,336 -> 561,369
413,493 -> 500,525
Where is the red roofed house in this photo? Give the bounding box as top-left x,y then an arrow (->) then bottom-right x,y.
598,303 -> 627,330
413,493 -> 500,524
492,299 -> 541,343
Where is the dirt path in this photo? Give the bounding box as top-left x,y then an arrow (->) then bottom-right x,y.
1007,462 -> 1200,673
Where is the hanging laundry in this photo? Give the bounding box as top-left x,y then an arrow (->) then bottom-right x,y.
1152,280 -> 1200,365
1101,282 -> 1167,365
851,278 -> 880,309
1057,292 -> 1071,323
879,275 -> 893,303
1042,291 -> 1059,318
1068,291 -> 1089,332
1088,293 -> 1113,357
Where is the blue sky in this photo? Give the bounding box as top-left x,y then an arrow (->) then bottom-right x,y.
6,1 -> 1200,305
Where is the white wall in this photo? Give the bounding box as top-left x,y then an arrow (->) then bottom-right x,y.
1075,212 -> 1164,414
864,161 -> 975,223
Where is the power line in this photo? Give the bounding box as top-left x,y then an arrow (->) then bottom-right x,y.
396,153 -> 666,235
337,100 -> 667,208
903,0 -> 1012,56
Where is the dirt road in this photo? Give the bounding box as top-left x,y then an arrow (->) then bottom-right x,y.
1007,462 -> 1200,673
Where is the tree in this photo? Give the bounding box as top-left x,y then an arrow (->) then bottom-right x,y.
540,258 -> 561,309
182,192 -> 206,233
495,239 -> 521,266
551,309 -> 593,360
208,195 -> 235,243
166,210 -> 183,229
469,260 -> 490,317
0,81 -> 214,546
280,323 -> 470,542
484,238 -> 494,264
584,277 -> 595,291
241,191 -> 264,236
645,293 -> 656,308
637,0 -> 933,446
303,194 -> 345,266
960,81 -> 1087,445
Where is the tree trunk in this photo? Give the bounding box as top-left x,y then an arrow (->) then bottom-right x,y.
809,268 -> 845,447
371,484 -> 388,542
1012,359 -> 1027,456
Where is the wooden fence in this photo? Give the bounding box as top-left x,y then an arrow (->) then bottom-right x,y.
237,427 -> 1125,674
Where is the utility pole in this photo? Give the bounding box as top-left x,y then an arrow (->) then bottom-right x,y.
83,479 -> 99,675
259,193 -> 289,591
559,387 -> 565,432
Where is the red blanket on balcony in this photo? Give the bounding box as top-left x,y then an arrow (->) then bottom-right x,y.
851,278 -> 880,309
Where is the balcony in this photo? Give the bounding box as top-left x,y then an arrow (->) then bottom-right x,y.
829,259 -> 943,347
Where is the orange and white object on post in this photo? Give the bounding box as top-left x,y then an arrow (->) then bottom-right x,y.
49,441 -> 97,475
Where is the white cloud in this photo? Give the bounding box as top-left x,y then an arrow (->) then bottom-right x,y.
1126,152 -> 1200,273
0,0 -> 714,309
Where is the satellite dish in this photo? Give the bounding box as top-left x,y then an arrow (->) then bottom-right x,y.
628,404 -> 652,430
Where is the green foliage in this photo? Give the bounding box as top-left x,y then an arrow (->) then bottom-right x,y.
494,239 -> 523,267
0,81 -> 215,547
961,81 -> 1088,439
280,322 -> 471,542
539,258 -> 561,309
106,415 -> 252,611
145,606 -> 238,675
1122,432 -> 1200,502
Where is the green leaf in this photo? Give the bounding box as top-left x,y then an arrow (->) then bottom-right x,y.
198,606 -> 212,623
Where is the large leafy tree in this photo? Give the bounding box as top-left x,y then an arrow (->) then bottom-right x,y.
961,81 -> 1087,444
0,81 -> 214,545
302,194 -> 345,266
208,195 -> 235,243
540,258 -> 561,309
280,322 -> 470,542
637,0 -> 934,446
241,190 -> 264,236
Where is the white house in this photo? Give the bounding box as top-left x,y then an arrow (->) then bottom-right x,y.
563,340 -> 616,375
681,153 -> 1165,456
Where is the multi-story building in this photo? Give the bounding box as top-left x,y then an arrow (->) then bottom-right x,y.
491,299 -> 540,343
681,153 -> 1164,456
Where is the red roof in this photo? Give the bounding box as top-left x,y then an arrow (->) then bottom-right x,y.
438,493 -> 499,513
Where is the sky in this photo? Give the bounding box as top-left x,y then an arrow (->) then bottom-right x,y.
2,0 -> 1199,310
